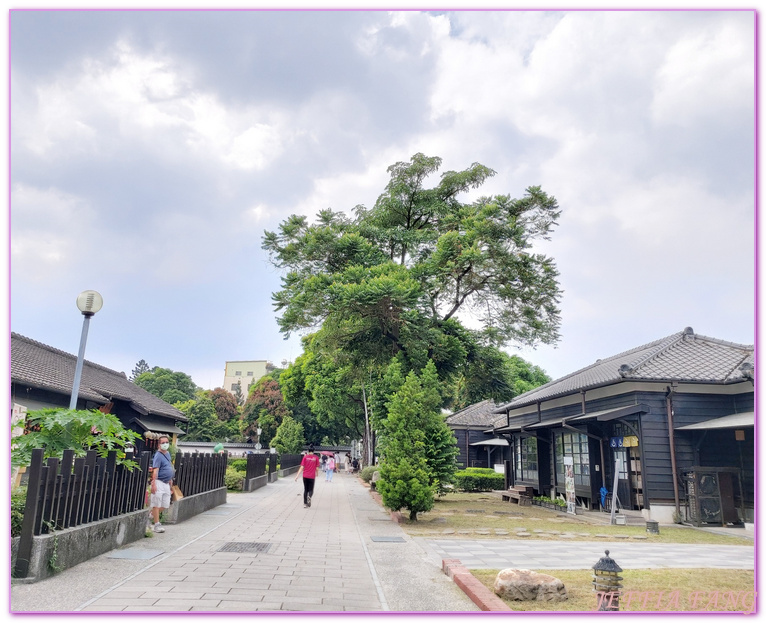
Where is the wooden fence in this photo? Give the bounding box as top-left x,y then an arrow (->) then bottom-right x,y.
14,448 -> 151,579
269,453 -> 277,474
173,451 -> 227,497
245,453 -> 268,481
280,453 -> 303,470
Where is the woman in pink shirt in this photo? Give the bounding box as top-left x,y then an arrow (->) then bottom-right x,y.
294,445 -> 320,508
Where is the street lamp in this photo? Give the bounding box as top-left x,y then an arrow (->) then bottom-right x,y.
69,290 -> 103,410
255,427 -> 263,450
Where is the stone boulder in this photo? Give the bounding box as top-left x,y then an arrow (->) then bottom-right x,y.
493,569 -> 568,602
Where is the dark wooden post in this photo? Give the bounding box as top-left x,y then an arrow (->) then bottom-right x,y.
14,449 -> 45,579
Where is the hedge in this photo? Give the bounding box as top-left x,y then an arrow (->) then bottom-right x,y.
225,467 -> 245,491
229,458 -> 247,472
454,469 -> 504,492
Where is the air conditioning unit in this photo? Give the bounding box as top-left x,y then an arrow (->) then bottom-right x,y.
682,467 -> 741,527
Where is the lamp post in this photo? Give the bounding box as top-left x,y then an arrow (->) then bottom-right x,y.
255,427 -> 262,451
69,290 -> 103,410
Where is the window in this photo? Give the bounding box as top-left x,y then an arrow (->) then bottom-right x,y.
235,371 -> 242,376
515,436 -> 538,482
555,431 -> 590,487
247,371 -> 254,376
231,383 -> 238,391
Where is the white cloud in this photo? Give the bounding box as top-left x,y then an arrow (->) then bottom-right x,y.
10,185 -> 98,280
652,18 -> 754,127
14,39 -> 295,171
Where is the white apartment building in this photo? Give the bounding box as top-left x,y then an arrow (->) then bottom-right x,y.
223,360 -> 270,396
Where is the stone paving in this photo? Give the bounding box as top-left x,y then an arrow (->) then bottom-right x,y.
11,471 -> 476,613
10,471 -> 754,613
422,539 -> 755,570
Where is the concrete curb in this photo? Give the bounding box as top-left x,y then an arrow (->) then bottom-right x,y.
442,559 -> 511,611
363,485 -> 508,611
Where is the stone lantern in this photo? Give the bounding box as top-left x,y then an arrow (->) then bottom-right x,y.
592,549 -> 623,611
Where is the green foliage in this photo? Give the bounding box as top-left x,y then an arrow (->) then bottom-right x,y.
454,469 -> 504,492
263,154 -> 561,455
281,347 -> 367,443
376,368 -> 438,520
134,367 -> 198,404
11,409 -> 141,469
11,487 -> 26,537
130,359 -> 150,382
176,398 -> 237,442
270,416 -> 305,453
263,153 -> 562,352
360,465 -> 377,482
225,467 -> 245,491
229,458 -> 248,472
241,375 -> 289,445
533,495 -> 566,507
451,347 -> 551,410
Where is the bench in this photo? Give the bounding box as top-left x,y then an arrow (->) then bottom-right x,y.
501,485 -> 535,506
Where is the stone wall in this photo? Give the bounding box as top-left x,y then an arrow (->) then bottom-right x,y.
12,508 -> 148,583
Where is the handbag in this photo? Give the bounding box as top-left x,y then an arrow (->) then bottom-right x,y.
171,484 -> 184,501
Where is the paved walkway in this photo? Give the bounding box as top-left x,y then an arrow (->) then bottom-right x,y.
424,540 -> 755,570
10,472 -> 754,613
11,471 -> 477,613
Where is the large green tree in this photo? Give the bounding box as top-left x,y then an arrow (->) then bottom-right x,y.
241,375 -> 290,445
263,153 -> 562,354
134,367 -> 198,404
264,153 -> 561,463
176,397 -> 233,442
270,415 -> 305,454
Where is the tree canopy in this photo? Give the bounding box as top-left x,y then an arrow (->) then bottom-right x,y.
134,367 -> 198,404
130,359 -> 150,382
264,154 -> 560,467
263,153 -> 562,354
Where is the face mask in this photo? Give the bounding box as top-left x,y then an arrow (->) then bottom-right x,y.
160,443 -> 170,450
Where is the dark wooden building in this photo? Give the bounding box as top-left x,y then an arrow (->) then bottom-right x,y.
445,400 -> 510,470
11,333 -> 187,456
492,327 -> 754,525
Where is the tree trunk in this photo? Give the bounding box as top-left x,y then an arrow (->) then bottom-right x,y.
409,510 -> 417,521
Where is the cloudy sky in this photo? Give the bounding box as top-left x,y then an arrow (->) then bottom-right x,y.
9,8 -> 755,392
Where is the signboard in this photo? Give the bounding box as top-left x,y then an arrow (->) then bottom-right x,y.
563,456 -> 576,515
609,435 -> 639,448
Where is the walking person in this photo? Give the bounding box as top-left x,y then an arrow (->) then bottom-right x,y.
345,452 -> 352,474
325,455 -> 335,482
294,445 -> 320,508
149,435 -> 175,533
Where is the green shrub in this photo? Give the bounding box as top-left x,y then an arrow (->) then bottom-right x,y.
360,466 -> 377,482
454,469 -> 504,492
225,467 -> 245,491
229,458 -> 247,472
11,487 -> 27,537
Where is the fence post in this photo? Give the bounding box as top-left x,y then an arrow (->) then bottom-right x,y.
14,449 -> 45,579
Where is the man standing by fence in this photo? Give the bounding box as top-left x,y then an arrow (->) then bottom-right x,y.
294,445 -> 320,508
149,435 -> 175,532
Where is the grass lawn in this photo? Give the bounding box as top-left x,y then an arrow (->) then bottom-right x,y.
470,568 -> 756,612
397,492 -> 752,545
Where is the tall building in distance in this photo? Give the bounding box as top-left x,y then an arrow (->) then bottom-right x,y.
223,360 -> 271,397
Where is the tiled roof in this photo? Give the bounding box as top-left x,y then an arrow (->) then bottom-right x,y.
494,327 -> 754,413
11,333 -> 187,422
445,399 -> 501,427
